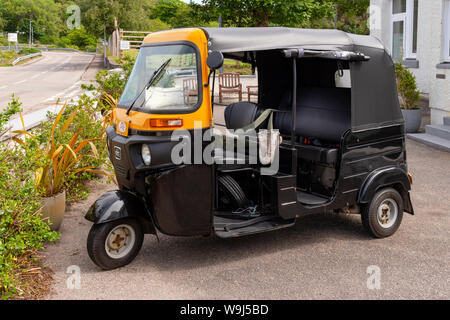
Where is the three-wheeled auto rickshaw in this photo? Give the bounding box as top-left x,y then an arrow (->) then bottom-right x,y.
85,27 -> 414,270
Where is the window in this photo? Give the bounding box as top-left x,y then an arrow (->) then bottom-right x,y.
444,0 -> 450,61
391,0 -> 418,62
119,44 -> 201,113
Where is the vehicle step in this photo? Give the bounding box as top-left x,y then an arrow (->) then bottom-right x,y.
444,117 -> 450,126
214,216 -> 295,238
297,190 -> 329,205
407,133 -> 450,152
425,125 -> 450,140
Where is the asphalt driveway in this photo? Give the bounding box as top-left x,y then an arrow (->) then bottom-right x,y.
44,139 -> 450,300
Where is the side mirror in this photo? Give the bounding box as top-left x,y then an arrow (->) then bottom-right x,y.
207,51 -> 224,70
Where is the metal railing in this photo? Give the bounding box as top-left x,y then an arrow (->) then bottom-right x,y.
11,52 -> 42,65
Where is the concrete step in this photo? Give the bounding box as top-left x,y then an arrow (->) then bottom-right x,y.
426,125 -> 450,140
444,117 -> 450,126
408,133 -> 450,152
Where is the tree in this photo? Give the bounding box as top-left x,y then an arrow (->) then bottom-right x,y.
198,0 -> 334,27
311,0 -> 370,34
0,11 -> 5,31
58,26 -> 98,50
77,0 -> 122,37
0,0 -> 63,43
153,0 -> 204,28
150,0 -> 184,24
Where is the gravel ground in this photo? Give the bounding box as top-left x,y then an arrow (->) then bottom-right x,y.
44,139 -> 450,300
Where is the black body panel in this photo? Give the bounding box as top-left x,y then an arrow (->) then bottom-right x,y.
85,190 -> 156,234
150,165 -> 213,236
275,124 -> 412,218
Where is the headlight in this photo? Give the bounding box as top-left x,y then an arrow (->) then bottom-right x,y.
141,144 -> 151,166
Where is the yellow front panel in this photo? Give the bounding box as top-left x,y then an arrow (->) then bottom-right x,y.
115,28 -> 212,132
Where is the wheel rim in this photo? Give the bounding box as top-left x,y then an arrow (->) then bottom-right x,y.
376,198 -> 398,229
105,224 -> 136,259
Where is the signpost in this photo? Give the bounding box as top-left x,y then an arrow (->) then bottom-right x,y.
120,40 -> 130,51
8,33 -> 18,51
8,33 -> 18,43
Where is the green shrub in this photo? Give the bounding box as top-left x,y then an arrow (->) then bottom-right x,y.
0,50 -> 17,66
0,133 -> 59,299
0,36 -> 8,46
33,95 -> 110,203
395,62 -> 421,110
58,27 -> 98,51
18,48 -> 40,55
0,95 -> 22,133
88,53 -> 136,102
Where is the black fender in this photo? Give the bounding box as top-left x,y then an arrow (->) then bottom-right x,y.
358,167 -> 414,215
85,190 -> 157,234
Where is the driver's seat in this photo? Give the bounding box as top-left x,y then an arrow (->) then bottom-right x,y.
224,102 -> 264,130
213,102 -> 264,167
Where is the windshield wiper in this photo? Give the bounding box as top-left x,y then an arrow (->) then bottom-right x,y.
126,58 -> 172,115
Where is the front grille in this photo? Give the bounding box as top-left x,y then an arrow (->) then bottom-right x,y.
115,164 -> 128,177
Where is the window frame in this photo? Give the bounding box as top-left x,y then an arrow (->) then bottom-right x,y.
390,0 -> 418,61
118,41 -> 204,115
444,0 -> 450,62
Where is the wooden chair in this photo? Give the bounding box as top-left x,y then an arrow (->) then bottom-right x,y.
183,78 -> 198,105
218,73 -> 242,103
247,85 -> 258,102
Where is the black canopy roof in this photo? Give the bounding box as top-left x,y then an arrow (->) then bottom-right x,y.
201,27 -> 384,53
201,27 -> 404,132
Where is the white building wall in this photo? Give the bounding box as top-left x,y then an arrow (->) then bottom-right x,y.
370,0 -> 450,125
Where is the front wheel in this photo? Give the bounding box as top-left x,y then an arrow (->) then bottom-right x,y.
361,188 -> 404,238
87,218 -> 144,270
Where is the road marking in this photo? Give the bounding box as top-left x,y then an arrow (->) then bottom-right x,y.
43,81 -> 82,103
14,80 -> 27,85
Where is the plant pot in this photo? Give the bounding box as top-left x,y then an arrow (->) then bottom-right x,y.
401,108 -> 422,133
41,190 -> 66,231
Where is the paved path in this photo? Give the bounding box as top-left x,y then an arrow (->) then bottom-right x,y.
0,51 -> 95,114
44,139 -> 450,300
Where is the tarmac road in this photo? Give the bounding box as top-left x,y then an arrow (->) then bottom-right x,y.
44,139 -> 450,300
0,51 -> 94,114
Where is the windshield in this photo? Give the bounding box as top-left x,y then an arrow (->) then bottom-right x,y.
119,44 -> 200,112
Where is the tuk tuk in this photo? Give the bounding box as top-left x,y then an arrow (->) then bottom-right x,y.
85,27 -> 414,270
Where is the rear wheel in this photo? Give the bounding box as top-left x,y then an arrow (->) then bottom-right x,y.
87,218 -> 144,270
361,188 -> 404,238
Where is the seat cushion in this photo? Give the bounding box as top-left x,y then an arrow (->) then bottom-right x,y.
224,102 -> 262,130
274,86 -> 351,143
296,144 -> 338,164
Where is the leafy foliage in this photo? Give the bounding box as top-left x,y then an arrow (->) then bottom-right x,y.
0,0 -> 63,43
0,95 -> 22,133
18,48 -> 40,55
26,105 -> 102,197
197,0 -> 334,27
310,0 -> 370,34
0,133 -> 59,299
57,27 -> 98,50
395,62 -> 421,110
83,53 -> 136,101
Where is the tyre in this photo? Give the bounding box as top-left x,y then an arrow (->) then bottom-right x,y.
218,175 -> 250,209
361,188 -> 404,238
87,218 -> 144,270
